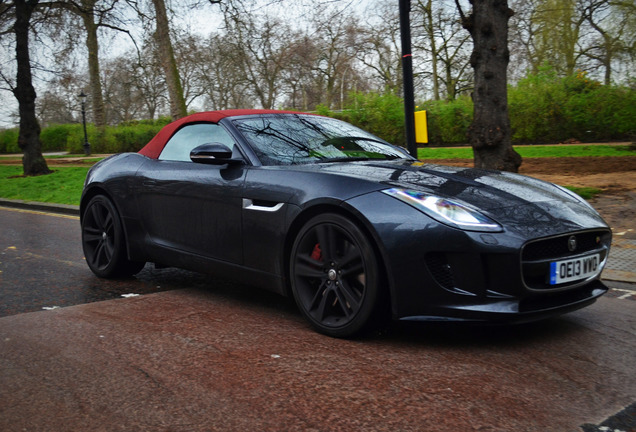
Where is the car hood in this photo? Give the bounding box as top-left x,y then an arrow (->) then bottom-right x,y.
293,160 -> 609,235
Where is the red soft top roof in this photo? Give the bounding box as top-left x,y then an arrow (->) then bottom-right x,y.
138,109 -> 305,159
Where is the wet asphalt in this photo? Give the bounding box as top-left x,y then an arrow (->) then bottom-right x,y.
0,206 -> 172,317
0,205 -> 634,431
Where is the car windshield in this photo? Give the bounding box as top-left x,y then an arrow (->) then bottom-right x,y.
231,114 -> 412,166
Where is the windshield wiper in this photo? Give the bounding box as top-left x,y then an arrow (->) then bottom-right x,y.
317,153 -> 412,163
317,156 -> 373,163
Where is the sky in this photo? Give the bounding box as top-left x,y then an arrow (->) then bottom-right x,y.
0,0 -> 382,128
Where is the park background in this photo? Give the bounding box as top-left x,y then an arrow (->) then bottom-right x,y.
1,0 -> 634,154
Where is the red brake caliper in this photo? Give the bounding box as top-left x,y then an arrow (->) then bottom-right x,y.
311,243 -> 322,262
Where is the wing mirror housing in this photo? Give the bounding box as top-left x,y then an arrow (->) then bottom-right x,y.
190,143 -> 243,165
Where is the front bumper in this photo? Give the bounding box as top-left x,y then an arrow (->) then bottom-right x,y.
345,191 -> 611,323
399,280 -> 608,324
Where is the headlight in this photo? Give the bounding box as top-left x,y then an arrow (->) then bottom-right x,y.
382,188 -> 502,232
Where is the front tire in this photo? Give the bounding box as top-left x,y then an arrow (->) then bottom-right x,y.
81,195 -> 145,278
290,213 -> 382,337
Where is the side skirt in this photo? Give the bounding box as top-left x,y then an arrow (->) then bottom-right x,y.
143,243 -> 288,296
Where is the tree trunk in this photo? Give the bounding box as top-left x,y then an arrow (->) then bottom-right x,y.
423,0 -> 440,100
82,9 -> 106,129
151,0 -> 187,120
13,0 -> 51,176
445,65 -> 456,101
458,0 -> 521,172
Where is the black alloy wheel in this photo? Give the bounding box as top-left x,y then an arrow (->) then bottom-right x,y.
81,195 -> 145,278
290,213 -> 381,337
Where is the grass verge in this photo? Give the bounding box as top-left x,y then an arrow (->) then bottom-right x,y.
418,144 -> 634,159
0,166 -> 88,206
2,144 -> 624,206
0,165 -> 605,207
563,186 -> 603,200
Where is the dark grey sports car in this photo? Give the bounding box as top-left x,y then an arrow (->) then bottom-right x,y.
80,109 -> 611,337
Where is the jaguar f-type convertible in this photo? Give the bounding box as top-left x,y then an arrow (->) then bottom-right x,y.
80,109 -> 611,337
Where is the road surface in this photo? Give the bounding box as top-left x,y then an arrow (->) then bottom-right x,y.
1,206 -> 634,431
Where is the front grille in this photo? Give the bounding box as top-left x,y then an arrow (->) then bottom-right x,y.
521,229 -> 611,290
522,230 -> 608,261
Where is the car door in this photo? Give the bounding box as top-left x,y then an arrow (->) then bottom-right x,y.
136,122 -> 246,264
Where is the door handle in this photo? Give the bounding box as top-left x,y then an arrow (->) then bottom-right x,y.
242,198 -> 284,212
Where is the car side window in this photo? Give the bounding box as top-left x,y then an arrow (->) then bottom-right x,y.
158,123 -> 236,162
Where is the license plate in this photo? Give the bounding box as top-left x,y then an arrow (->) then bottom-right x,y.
549,254 -> 600,285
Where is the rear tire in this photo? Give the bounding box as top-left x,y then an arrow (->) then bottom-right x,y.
290,213 -> 382,337
81,195 -> 145,278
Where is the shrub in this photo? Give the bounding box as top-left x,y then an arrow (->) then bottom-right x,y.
0,128 -> 19,153
64,123 -> 162,154
119,116 -> 172,127
40,124 -> 79,152
319,93 -> 473,147
3,122 -> 163,155
324,92 -> 406,147
420,97 -> 473,145
509,66 -> 636,143
65,125 -> 117,154
111,124 -> 162,153
508,66 -> 568,143
66,124 -> 99,154
563,84 -> 636,141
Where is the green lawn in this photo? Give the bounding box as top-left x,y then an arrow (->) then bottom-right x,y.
563,186 -> 602,200
0,163 -> 606,207
1,144 -> 633,206
418,144 -> 634,159
0,155 -> 104,164
0,166 -> 88,206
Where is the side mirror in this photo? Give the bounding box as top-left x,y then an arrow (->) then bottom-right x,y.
190,143 -> 243,165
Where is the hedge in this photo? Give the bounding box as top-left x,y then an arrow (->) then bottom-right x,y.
0,117 -> 170,155
1,73 -> 634,154
322,73 -> 633,147
0,128 -> 19,153
509,69 -> 635,143
318,92 -> 407,147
